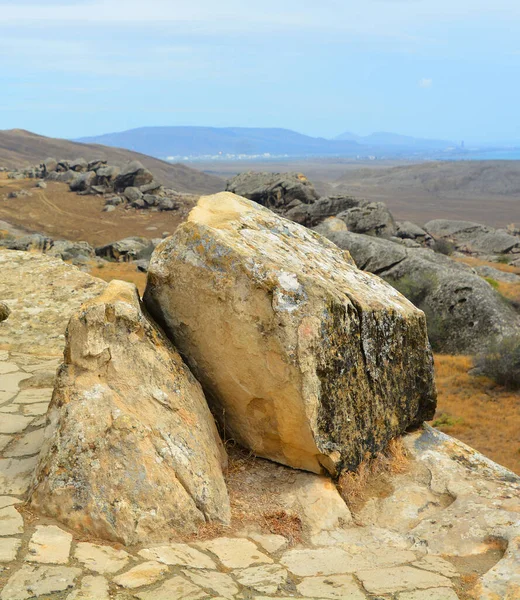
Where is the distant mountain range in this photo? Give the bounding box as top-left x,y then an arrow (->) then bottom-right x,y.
77,127 -> 361,159
76,126 -> 459,160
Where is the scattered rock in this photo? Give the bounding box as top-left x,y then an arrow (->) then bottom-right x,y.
35,180 -> 47,189
29,280 -> 230,544
284,194 -> 360,227
124,186 -> 143,202
145,192 -> 436,474
69,158 -> 88,172
69,171 -> 96,192
95,236 -> 157,262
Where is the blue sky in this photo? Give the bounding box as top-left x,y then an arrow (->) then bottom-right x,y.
1,0 -> 519,143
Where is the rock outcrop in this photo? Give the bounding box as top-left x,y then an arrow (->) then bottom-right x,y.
316,218 -> 520,353
226,172 -> 319,211
29,280 -> 230,544
144,192 -> 436,475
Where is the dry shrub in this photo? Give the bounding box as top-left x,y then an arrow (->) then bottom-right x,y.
262,510 -> 302,544
434,353 -> 520,474
338,437 -> 409,511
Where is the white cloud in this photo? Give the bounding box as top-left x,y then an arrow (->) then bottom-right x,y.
419,78 -> 433,88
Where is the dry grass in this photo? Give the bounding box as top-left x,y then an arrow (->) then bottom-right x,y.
434,354 -> 520,474
454,255 -> 520,275
87,260 -> 147,295
338,438 -> 410,512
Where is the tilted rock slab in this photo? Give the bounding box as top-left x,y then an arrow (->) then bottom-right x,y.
144,192 -> 437,474
29,280 -> 230,544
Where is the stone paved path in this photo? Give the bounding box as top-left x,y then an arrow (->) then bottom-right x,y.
0,351 -> 462,599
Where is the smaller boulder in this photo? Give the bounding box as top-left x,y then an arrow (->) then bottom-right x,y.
88,160 -> 107,171
396,221 -> 429,240
140,181 -> 162,194
35,181 -> 47,189
285,195 -> 361,227
337,201 -> 396,237
158,198 -> 178,211
124,187 -> 143,202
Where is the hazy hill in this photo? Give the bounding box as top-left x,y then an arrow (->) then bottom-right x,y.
0,129 -> 224,194
76,126 -> 361,158
335,131 -> 454,149
336,161 -> 520,196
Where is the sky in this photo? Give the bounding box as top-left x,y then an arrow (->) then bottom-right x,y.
1,0 -> 520,143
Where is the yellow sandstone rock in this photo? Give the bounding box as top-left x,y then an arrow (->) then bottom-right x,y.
144,193 -> 436,475
29,280 -> 230,544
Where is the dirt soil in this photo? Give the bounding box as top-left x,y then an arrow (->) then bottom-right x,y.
0,176 -> 192,247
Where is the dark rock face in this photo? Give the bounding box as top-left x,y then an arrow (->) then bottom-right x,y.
145,193 -> 436,476
0,234 -> 53,253
226,172 -> 319,211
316,219 -> 520,353
285,195 -> 361,227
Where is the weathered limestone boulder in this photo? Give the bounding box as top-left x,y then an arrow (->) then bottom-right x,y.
226,172 -> 319,211
29,280 -> 230,544
144,192 -> 436,475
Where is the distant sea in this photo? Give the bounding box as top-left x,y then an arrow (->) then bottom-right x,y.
445,149 -> 520,161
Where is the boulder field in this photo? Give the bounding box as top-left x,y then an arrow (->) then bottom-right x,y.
144,192 -> 436,475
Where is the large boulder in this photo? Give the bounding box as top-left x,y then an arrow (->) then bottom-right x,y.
284,195 -> 360,227
41,157 -> 58,176
69,158 -> 88,172
424,219 -> 520,255
144,192 -> 436,475
69,171 -> 96,192
337,201 -> 396,237
316,218 -> 520,353
95,165 -> 120,187
46,240 -> 95,263
226,172 -> 319,211
29,280 -> 230,544
0,234 -> 53,253
114,161 -> 154,192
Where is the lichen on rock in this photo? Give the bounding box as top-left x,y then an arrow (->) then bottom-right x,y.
29,280 -> 230,544
144,192 -> 437,475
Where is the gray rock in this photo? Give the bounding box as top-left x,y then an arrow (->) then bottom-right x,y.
316,218 -> 520,353
143,194 -> 159,206
95,236 -> 157,262
158,198 -> 178,211
124,187 -> 143,202
396,221 -> 429,240
69,158 -> 88,172
474,265 -> 520,284
103,204 -> 116,212
46,170 -> 76,184
140,181 -> 162,194
95,165 -> 120,186
42,158 -> 58,175
88,159 -> 107,171
131,198 -> 146,209
424,219 -> 520,255
35,181 -> 47,189
0,234 -> 53,253
56,160 -> 71,172
114,161 -> 154,192
69,171 -> 96,192
337,201 -> 396,237
0,301 -> 10,322
285,195 -> 361,226
46,240 -> 95,263
104,196 -> 124,206
226,172 -> 319,211
90,184 -> 107,195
